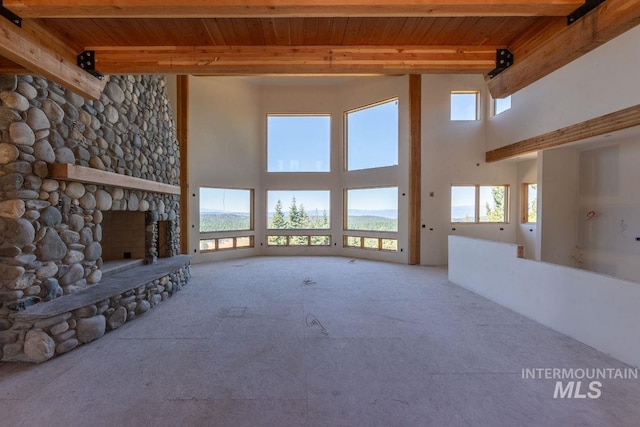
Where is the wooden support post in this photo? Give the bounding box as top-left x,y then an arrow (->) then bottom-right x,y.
177,75 -> 190,255
409,74 -> 422,265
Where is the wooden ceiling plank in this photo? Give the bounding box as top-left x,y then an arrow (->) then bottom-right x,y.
4,1 -> 585,18
488,0 -> 640,98
89,45 -> 497,74
0,18 -> 105,99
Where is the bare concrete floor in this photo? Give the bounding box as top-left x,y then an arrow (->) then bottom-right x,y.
1,256 -> 639,426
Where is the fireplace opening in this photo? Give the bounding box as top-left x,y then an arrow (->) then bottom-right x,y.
101,211 -> 146,275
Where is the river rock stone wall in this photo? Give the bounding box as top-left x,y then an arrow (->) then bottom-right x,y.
0,74 -> 182,352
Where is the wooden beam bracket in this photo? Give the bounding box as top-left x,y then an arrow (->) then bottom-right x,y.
488,49 -> 514,79
567,0 -> 605,25
77,50 -> 104,81
0,0 -> 21,26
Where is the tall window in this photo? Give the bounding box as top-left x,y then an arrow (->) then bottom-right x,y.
451,91 -> 479,121
451,185 -> 509,223
345,187 -> 398,232
267,115 -> 331,172
346,99 -> 398,171
522,183 -> 537,223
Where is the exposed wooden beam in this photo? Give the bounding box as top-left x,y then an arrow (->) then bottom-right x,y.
486,104 -> 640,162
0,18 -> 105,99
91,45 -> 499,75
176,75 -> 190,255
409,74 -> 422,265
0,56 -> 27,74
488,0 -> 640,98
4,0 -> 584,18
50,163 -> 181,194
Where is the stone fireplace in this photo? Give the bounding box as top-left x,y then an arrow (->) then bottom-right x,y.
0,74 -> 190,363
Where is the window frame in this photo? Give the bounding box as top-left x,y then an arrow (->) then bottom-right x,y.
266,113 -> 332,173
450,184 -> 510,224
450,90 -> 480,121
344,98 -> 399,171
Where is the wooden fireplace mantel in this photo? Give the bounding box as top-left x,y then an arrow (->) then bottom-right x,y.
49,163 -> 181,195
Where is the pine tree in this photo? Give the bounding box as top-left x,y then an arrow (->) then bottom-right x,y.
271,199 -> 287,229
288,197 -> 302,228
299,203 -> 309,228
322,209 -> 328,228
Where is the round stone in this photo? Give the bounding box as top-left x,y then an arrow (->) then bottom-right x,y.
89,156 -> 105,170
40,99 -> 65,123
84,242 -> 102,261
33,161 -> 49,178
135,300 -> 151,315
26,107 -> 51,131
54,147 -> 75,164
0,218 -> 35,248
64,250 -> 84,264
68,214 -> 84,232
87,268 -> 102,284
40,206 -> 62,226
138,199 -> 150,211
79,227 -> 93,245
36,228 -> 66,261
66,91 -> 85,108
9,122 -> 35,146
41,179 -> 59,192
65,182 -> 85,199
24,331 -> 56,363
0,75 -> 17,92
95,190 -> 112,211
0,199 -> 25,219
14,273 -> 35,290
17,81 -> 37,99
42,277 -> 63,301
107,307 -> 127,330
36,261 -> 58,279
104,105 -> 119,123
111,187 -> 124,201
79,192 -> 96,210
0,264 -> 25,280
56,339 -> 79,355
128,193 -> 139,211
33,140 -> 56,163
76,315 -> 106,343
0,91 -> 29,111
60,263 -> 85,286
0,143 -> 19,165
105,82 -> 125,104
59,229 -> 80,245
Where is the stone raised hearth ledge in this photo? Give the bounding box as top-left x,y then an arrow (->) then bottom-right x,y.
50,163 -> 181,195
5,255 -> 191,363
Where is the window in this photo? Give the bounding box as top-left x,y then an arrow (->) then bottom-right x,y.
494,96 -> 512,115
346,99 -> 398,171
267,115 -> 330,172
345,187 -> 398,232
267,190 -> 330,230
451,91 -> 479,121
343,236 -> 398,252
267,235 -> 331,246
522,183 -> 537,223
451,185 -> 509,223
199,188 -> 253,232
198,187 -> 254,253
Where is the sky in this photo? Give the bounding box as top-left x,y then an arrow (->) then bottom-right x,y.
267,190 -> 330,214
450,93 -> 478,120
347,100 -> 398,170
200,188 -> 251,213
267,115 -> 330,172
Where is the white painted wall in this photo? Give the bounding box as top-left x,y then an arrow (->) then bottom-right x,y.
421,75 -> 518,265
486,25 -> 640,150
188,76 -> 261,263
449,236 -> 640,368
539,148 -> 580,267
577,136 -> 640,282
516,158 -> 538,259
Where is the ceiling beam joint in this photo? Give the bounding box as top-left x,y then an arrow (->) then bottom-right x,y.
0,0 -> 21,27
567,0 -> 605,25
488,49 -> 513,78
77,50 -> 104,80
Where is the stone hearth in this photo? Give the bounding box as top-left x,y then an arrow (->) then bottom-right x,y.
0,74 -> 187,362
